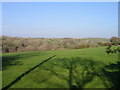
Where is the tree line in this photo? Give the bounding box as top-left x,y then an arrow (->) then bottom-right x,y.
1,36 -> 120,53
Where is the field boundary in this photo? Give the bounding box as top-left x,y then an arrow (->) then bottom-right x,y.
2,55 -> 56,90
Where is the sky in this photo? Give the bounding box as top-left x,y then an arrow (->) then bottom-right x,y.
0,2 -> 2,35
2,2 -> 118,38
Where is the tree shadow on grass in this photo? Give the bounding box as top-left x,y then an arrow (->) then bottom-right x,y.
2,52 -> 44,71
2,55 -> 22,71
46,57 -> 106,89
2,55 -> 55,89
102,61 -> 120,89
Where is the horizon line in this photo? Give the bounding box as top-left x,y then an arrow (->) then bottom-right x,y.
1,35 -> 116,39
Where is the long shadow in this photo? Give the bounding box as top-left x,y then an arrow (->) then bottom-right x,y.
102,61 -> 120,89
49,57 -> 105,89
2,55 -> 56,90
2,52 -> 45,71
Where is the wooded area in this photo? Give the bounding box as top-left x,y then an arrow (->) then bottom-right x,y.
1,36 -> 120,53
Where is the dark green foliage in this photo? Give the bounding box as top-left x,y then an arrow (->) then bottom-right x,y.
110,37 -> 120,45
106,46 -> 120,54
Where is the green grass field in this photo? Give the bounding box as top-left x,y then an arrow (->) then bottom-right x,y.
2,47 -> 119,88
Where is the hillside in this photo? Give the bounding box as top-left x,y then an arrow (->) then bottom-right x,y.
1,36 -> 111,53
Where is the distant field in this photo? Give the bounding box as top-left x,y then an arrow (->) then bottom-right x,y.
82,38 -> 110,42
2,47 -> 119,88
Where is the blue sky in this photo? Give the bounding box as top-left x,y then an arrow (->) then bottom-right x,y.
2,2 -> 118,38
0,2 -> 2,35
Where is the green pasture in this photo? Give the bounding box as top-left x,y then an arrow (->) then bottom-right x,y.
2,46 -> 119,88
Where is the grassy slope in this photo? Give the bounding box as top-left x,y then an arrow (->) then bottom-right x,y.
0,53 -> 2,89
2,51 -> 53,88
0,71 -> 2,89
2,47 -> 119,88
